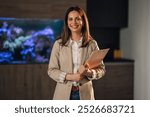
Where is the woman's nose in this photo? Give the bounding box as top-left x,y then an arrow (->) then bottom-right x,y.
72,19 -> 77,23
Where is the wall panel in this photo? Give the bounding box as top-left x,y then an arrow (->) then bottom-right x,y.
0,0 -> 86,19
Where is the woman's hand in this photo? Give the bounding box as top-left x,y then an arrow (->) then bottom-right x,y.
78,65 -> 93,78
65,64 -> 94,82
65,73 -> 83,82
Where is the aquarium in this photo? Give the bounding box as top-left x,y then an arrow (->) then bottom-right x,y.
0,18 -> 64,64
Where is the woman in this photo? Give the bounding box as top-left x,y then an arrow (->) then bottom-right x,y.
48,6 -> 105,100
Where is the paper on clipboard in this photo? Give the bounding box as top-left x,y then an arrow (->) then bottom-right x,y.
85,48 -> 110,69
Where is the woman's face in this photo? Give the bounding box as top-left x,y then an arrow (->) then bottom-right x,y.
67,11 -> 83,34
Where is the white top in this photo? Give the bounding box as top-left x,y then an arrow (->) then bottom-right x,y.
70,37 -> 83,86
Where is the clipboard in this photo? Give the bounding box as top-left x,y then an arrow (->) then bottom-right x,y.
85,48 -> 110,69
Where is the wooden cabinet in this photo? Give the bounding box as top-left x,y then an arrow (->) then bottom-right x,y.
0,64 -> 55,100
93,62 -> 134,100
0,62 -> 133,100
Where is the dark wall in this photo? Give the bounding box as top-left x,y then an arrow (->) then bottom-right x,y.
87,0 -> 128,61
87,0 -> 128,28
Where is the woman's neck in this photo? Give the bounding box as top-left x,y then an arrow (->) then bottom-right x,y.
71,33 -> 82,41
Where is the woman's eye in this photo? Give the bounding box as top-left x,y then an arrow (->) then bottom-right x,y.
68,18 -> 73,21
76,17 -> 81,21
68,17 -> 82,22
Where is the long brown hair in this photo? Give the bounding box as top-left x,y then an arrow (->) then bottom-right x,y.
57,6 -> 92,47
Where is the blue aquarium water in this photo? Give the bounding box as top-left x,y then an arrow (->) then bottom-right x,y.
0,18 -> 64,64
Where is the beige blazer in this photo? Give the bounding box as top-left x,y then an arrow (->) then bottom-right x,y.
48,39 -> 105,100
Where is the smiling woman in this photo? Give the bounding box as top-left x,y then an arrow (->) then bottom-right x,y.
67,11 -> 83,38
47,6 -> 106,100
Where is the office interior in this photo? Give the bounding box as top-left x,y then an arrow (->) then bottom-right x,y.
0,0 -> 149,100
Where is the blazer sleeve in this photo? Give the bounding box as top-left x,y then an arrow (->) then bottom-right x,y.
47,40 -> 67,83
87,40 -> 106,80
